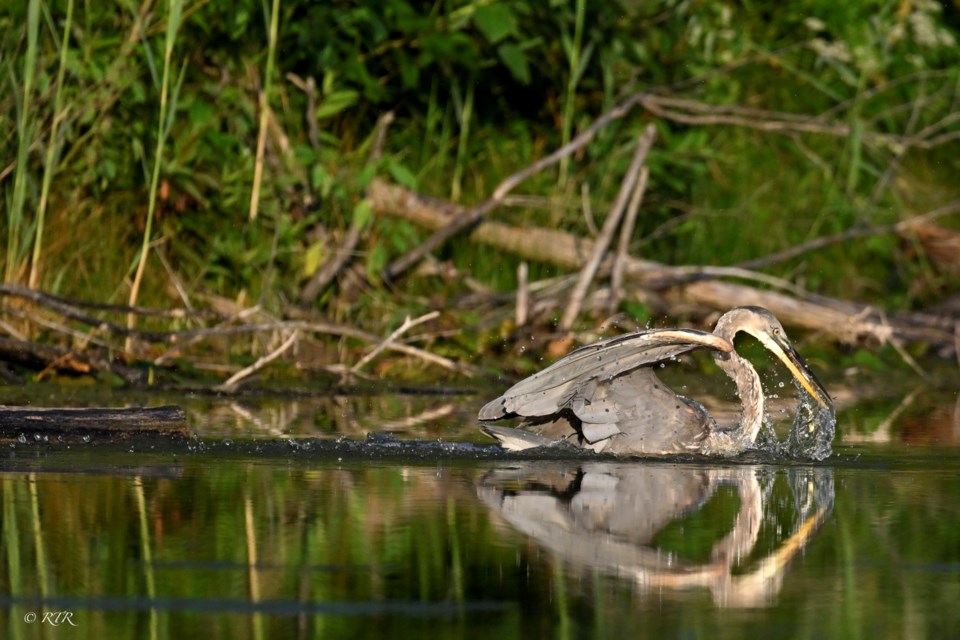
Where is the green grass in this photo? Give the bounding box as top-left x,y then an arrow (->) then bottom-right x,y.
5,0 -> 40,283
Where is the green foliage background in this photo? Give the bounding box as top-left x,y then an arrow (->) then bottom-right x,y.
2,0 -> 960,327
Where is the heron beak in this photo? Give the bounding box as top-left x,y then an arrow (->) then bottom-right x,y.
759,334 -> 832,410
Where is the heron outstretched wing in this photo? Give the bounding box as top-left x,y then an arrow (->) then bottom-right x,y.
479,329 -> 734,421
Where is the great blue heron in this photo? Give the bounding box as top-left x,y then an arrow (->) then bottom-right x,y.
479,306 -> 833,457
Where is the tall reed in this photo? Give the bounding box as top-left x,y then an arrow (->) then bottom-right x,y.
248,0 -> 281,221
126,0 -> 184,348
5,0 -> 40,283
558,0 -> 587,190
29,0 -> 75,290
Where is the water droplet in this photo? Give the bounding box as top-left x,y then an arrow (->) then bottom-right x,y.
17,434 -> 26,444
82,435 -> 91,443
778,381 -> 785,388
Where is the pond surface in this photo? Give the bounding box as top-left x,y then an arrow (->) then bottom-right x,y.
0,378 -> 959,639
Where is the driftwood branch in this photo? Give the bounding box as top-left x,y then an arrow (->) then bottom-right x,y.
636,94 -> 960,151
0,284 -> 219,319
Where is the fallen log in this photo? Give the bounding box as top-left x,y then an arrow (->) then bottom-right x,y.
0,405 -> 189,440
368,178 -> 957,351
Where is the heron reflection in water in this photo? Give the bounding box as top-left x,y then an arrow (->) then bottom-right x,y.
478,463 -> 834,607
480,306 -> 834,458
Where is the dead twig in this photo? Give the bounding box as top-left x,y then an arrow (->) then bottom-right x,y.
561,124 -> 656,331
215,330 -> 300,392
581,183 -> 598,236
516,262 -> 529,327
352,311 -> 440,373
369,111 -> 395,162
609,165 -> 650,314
729,200 -> 960,272
637,93 -> 960,151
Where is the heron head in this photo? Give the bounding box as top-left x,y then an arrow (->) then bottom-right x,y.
713,306 -> 832,410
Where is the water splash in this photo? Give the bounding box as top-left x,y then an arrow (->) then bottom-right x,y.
785,382 -> 836,461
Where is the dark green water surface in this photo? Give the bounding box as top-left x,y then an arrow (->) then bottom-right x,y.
1,384 -> 959,639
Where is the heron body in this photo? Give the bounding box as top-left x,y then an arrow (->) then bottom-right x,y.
479,306 -> 832,457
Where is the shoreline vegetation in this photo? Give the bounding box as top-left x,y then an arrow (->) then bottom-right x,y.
2,1 -> 960,388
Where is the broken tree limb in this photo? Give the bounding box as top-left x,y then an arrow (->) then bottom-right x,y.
368,179 -> 956,350
369,177 -> 665,274
561,124 -> 656,331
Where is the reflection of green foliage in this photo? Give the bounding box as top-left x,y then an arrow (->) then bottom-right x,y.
651,485 -> 740,564
2,457 -> 960,637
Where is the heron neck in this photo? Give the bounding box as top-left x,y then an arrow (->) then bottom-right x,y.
715,352 -> 764,447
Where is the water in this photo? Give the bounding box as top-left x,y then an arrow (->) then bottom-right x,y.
0,381 -> 959,638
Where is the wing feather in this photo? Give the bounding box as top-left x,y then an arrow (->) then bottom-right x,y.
479,329 -> 733,421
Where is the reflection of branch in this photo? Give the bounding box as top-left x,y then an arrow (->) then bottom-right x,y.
379,403 -> 456,432
844,387 -> 922,444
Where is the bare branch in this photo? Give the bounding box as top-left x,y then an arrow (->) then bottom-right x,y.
609,165 -> 650,314
215,330 -> 300,392
352,310 -> 441,373
562,124 -> 657,330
